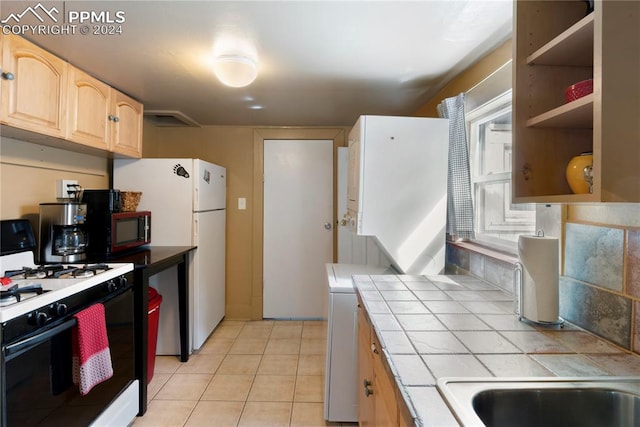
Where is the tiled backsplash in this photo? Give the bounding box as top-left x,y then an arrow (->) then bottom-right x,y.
562,223 -> 638,352
446,221 -> 640,355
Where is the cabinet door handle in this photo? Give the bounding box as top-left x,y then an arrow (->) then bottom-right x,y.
1,71 -> 15,80
113,116 -> 120,123
371,343 -> 379,354
363,379 -> 371,387
108,114 -> 115,121
364,385 -> 373,397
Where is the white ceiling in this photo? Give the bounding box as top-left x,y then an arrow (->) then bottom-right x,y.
1,1 -> 513,127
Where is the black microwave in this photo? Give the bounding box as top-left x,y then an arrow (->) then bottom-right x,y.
86,211 -> 151,256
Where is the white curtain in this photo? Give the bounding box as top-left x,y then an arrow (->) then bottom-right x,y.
437,93 -> 475,240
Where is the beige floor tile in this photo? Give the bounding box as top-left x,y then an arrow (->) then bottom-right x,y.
212,322 -> 245,339
133,400 -> 197,426
176,353 -> 225,374
297,354 -> 325,376
238,321 -> 275,339
291,402 -> 339,427
201,374 -> 254,401
154,355 -> 183,374
248,374 -> 296,402
265,337 -> 301,355
197,337 -> 235,355
147,373 -> 172,402
238,401 -> 292,427
155,373 -> 213,401
229,338 -> 269,355
294,375 -> 324,402
217,354 -> 262,375
271,322 -> 304,338
302,323 -> 327,339
300,338 -> 326,355
258,354 -> 299,376
184,401 -> 245,427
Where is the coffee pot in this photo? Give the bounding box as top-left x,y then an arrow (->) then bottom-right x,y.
39,203 -> 89,263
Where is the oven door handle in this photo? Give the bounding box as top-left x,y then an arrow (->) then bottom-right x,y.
3,318 -> 77,362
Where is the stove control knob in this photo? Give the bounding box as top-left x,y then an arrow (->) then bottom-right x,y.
35,311 -> 50,327
117,275 -> 128,287
52,303 -> 68,317
106,280 -> 117,292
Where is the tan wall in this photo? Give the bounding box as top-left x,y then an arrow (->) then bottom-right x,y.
414,39 -> 512,118
145,125 -> 348,319
0,136 -> 109,237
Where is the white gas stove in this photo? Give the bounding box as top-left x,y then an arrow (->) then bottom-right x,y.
0,250 -> 133,323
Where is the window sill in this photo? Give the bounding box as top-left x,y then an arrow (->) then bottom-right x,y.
449,241 -> 518,265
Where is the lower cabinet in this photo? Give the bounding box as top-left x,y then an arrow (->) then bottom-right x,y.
357,302 -> 414,427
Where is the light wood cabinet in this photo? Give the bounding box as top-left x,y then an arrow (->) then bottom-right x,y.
67,66 -> 143,157
1,34 -> 143,158
358,304 -> 376,427
0,34 -> 67,138
513,0 -> 640,202
357,302 -> 414,427
110,90 -> 143,158
67,66 -> 111,150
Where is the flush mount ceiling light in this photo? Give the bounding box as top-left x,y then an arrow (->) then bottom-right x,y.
213,54 -> 257,88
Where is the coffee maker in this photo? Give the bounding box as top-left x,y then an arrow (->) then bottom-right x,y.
38,202 -> 89,263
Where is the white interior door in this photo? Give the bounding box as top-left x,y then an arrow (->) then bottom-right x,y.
263,139 -> 333,319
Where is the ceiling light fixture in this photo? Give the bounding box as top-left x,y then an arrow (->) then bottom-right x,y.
213,54 -> 258,88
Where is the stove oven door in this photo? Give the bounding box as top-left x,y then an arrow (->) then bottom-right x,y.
1,288 -> 135,427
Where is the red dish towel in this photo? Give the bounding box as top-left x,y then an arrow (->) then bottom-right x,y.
72,303 -> 113,395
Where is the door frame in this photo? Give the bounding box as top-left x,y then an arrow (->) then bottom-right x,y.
252,128 -> 346,320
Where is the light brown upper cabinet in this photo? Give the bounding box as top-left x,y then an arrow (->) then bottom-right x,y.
110,90 -> 143,158
513,0 -> 640,202
1,34 -> 67,138
67,66 -> 111,150
67,67 -> 143,158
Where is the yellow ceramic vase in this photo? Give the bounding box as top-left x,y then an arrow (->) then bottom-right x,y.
566,152 -> 593,194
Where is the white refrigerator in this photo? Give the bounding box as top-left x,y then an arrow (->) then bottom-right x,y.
114,158 -> 226,353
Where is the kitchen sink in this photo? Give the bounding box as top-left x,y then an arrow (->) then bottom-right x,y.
436,377 -> 640,427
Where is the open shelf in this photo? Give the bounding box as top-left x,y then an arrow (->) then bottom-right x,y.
527,13 -> 594,66
526,94 -> 593,129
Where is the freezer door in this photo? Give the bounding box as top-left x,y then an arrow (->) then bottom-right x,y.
194,160 -> 226,212
113,158 -> 193,245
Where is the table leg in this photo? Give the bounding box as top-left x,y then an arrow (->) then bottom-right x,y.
177,256 -> 189,362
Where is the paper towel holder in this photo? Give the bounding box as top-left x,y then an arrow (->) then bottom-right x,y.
513,262 -> 564,327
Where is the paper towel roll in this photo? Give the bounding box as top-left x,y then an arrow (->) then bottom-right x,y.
518,235 -> 559,323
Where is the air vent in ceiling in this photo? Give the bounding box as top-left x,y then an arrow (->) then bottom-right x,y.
144,110 -> 201,127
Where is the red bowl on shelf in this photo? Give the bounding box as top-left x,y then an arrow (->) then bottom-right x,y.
565,79 -> 593,103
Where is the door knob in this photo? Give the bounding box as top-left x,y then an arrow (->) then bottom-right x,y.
324,222 -> 332,230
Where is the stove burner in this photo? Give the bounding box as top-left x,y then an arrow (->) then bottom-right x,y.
4,265 -> 65,279
1,264 -> 112,280
52,264 -> 111,279
0,283 -> 44,305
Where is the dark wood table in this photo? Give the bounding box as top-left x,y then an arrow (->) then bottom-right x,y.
108,246 -> 196,416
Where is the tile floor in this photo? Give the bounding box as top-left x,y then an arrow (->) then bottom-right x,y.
133,319 -> 357,427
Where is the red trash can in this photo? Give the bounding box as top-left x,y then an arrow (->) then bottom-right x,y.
147,287 -> 163,384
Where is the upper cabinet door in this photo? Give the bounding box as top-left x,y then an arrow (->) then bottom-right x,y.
110,89 -> 143,158
66,66 -> 111,150
1,34 -> 67,138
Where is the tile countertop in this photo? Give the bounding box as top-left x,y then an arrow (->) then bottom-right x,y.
354,274 -> 640,427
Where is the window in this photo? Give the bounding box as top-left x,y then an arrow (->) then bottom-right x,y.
466,90 -> 535,251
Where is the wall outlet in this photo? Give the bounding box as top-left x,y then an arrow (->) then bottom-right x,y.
238,197 -> 247,210
56,179 -> 79,199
